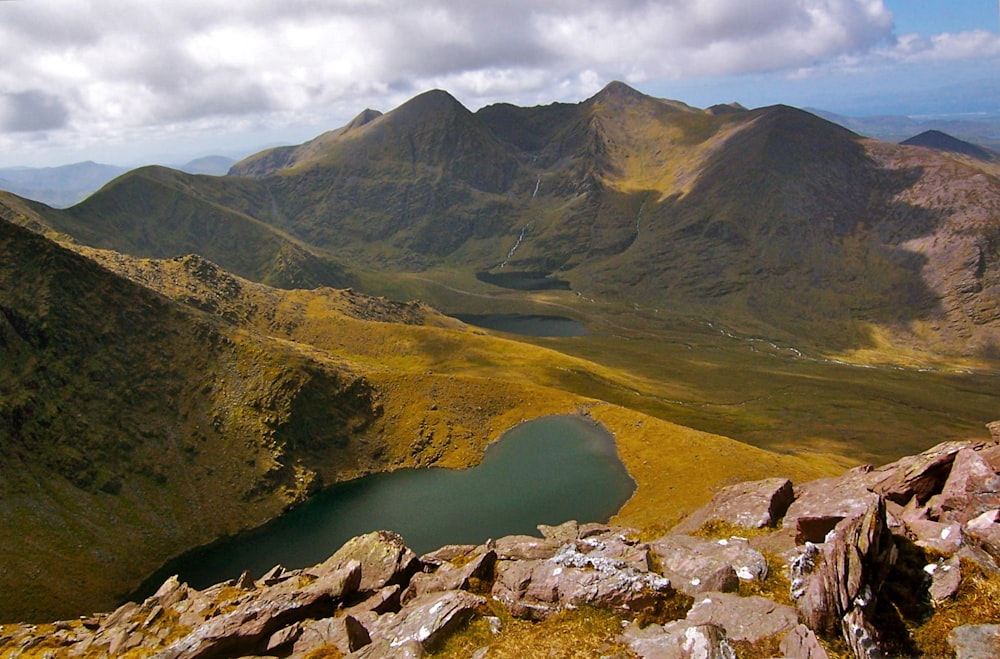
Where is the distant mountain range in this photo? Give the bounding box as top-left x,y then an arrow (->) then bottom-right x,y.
0,156 -> 235,207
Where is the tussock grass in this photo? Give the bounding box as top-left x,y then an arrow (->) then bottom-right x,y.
911,559 -> 1000,658
431,602 -> 636,659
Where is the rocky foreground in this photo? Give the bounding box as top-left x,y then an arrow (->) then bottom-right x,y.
3,423 -> 1000,659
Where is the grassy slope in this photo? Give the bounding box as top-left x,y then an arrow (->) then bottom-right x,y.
0,220 -> 381,621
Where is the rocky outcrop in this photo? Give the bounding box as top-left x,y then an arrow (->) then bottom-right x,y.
2,424 -> 999,658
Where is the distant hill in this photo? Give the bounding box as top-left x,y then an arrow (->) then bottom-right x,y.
900,129 -> 997,162
176,155 -> 236,175
811,108 -> 1000,152
0,161 -> 127,207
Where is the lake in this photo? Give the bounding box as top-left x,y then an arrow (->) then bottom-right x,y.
131,414 -> 634,596
452,313 -> 587,337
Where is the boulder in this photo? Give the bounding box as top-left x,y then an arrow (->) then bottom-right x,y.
929,448 -> 1000,524
684,592 -> 799,643
156,560 -> 361,659
492,534 -> 562,560
402,548 -> 496,601
792,495 -> 896,644
949,624 -> 1000,659
926,555 -> 962,604
906,518 -> 963,555
538,519 -> 579,544
784,469 -> 877,543
492,542 -> 675,620
671,478 -> 794,534
650,535 -> 767,596
362,589 -> 484,654
866,440 -> 980,505
317,530 -> 420,593
779,623 -> 829,659
287,615 -> 371,655
621,620 -> 736,659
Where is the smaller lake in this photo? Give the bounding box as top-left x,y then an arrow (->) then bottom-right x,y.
132,415 -> 634,597
452,313 -> 587,337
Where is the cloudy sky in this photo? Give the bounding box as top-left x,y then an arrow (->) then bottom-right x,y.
1,0 -> 998,168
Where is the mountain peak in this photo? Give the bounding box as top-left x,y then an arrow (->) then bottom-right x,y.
901,129 -> 995,161
344,108 -> 383,132
592,80 -> 647,103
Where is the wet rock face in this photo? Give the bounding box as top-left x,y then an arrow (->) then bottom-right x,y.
2,422 -> 999,659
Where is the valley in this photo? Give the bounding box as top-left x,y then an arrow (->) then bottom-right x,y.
0,82 -> 998,630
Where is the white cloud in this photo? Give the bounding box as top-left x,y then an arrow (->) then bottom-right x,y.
0,0 -> 993,166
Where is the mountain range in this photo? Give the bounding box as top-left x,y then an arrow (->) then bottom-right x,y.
11,81 -> 1000,359
1,81 -> 999,623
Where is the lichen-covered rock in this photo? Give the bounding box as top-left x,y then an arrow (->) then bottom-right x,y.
621,620 -> 736,659
493,539 -> 675,620
650,535 -> 767,596
949,623 -> 1000,659
492,534 -> 562,560
685,592 -> 799,643
360,589 -> 484,655
926,554 -> 962,604
671,477 -> 795,535
318,530 -> 420,593
792,494 -> 896,648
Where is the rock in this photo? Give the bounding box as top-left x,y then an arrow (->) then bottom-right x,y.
289,614 -> 371,655
317,530 -> 420,593
538,519 -> 579,544
964,522 -> 1000,563
157,560 -> 361,659
363,589 -> 484,654
650,535 -> 767,596
906,518 -> 964,554
621,620 -> 736,659
671,478 -> 795,534
929,448 -> 1000,524
345,584 -> 402,616
841,606 -> 882,659
685,592 -> 799,643
493,534 -> 562,560
574,528 -> 651,572
259,564 -> 289,586
949,623 -> 1000,659
784,469 -> 877,543
792,495 -> 896,645
926,554 -> 962,604
968,509 -> 1000,529
779,623 -> 829,659
493,542 -> 675,620
987,420 -> 1000,443
866,440 -> 978,505
234,570 -> 255,590
402,548 -> 496,602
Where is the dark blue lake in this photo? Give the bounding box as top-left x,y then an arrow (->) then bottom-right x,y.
132,415 -> 634,595
452,313 -> 587,337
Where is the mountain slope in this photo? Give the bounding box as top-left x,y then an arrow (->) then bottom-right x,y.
18,166 -> 354,290
0,215 -> 384,620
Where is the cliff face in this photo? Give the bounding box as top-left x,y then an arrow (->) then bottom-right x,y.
4,423 -> 998,658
